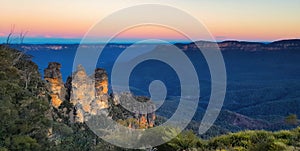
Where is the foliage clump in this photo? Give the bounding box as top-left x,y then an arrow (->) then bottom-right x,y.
0,45 -> 50,150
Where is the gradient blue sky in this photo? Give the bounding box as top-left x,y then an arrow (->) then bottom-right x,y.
1,0 -> 300,43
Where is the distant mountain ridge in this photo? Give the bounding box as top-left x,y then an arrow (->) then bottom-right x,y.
9,39 -> 300,52
177,39 -> 300,51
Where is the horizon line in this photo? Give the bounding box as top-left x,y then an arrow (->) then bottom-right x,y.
1,36 -> 299,45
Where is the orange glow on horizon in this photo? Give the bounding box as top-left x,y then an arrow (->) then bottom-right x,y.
113,25 -> 190,40
1,0 -> 299,42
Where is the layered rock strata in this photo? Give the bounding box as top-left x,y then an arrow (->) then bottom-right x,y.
44,62 -> 156,128
44,62 -> 65,108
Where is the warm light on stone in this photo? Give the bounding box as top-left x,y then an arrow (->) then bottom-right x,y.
50,94 -> 62,108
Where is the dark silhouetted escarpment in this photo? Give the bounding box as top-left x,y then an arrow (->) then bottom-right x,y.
267,39 -> 300,50
176,39 -> 300,51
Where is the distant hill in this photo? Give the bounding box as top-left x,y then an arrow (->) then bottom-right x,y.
176,39 -> 300,51
9,39 -> 300,52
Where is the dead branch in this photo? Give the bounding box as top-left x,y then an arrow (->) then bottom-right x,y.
19,30 -> 28,44
6,24 -> 15,45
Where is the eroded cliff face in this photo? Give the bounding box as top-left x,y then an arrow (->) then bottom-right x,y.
70,65 -> 109,123
111,93 -> 156,129
93,68 -> 109,111
177,39 -> 300,51
44,62 -> 65,108
44,62 -> 156,129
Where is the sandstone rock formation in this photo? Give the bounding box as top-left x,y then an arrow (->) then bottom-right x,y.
70,65 -> 110,122
44,62 -> 66,108
111,93 -> 156,129
92,68 -> 109,113
45,62 -> 156,128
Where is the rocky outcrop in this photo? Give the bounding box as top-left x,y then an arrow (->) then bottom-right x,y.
44,62 -> 156,128
67,66 -> 156,128
111,93 -> 156,129
70,65 -> 94,122
218,41 -> 265,51
267,39 -> 300,51
93,68 -> 109,111
69,65 -> 110,123
44,62 -> 66,108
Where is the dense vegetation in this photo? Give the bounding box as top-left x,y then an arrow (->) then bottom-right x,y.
158,127 -> 300,151
0,45 -> 123,150
0,45 -> 50,150
1,45 -> 300,151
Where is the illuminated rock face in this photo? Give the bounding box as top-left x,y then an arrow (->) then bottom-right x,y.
44,62 -> 65,109
70,65 -> 109,123
93,68 -> 109,111
95,68 -> 108,95
44,62 -> 155,128
50,94 -> 62,108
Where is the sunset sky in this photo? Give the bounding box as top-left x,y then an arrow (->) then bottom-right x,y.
1,0 -> 300,43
